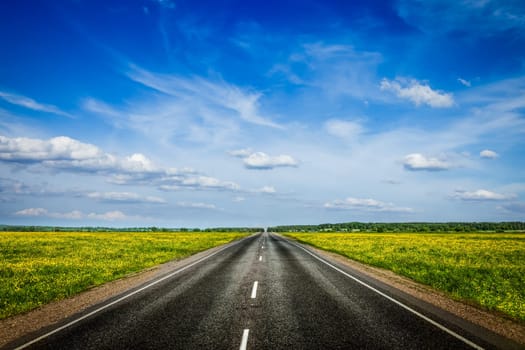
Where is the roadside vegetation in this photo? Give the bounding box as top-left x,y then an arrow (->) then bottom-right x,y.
284,232 -> 525,322
0,231 -> 249,319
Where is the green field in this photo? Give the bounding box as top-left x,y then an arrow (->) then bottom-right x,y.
284,232 -> 525,322
0,231 -> 248,319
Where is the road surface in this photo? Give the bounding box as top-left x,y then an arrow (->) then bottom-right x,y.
6,232 -> 521,349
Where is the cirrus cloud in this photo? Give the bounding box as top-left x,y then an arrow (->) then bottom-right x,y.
126,65 -> 283,129
0,91 -> 74,118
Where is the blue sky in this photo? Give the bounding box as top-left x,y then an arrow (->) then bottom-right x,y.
1,0 -> 524,227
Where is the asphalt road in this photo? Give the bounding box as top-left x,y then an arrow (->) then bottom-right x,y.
6,232 -> 521,350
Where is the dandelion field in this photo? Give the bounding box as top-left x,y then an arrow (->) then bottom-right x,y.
284,232 -> 525,322
0,231 -> 248,319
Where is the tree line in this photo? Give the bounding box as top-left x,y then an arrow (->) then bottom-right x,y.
0,225 -> 262,233
268,222 -> 525,233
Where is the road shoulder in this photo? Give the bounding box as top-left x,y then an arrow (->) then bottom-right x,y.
286,237 -> 525,347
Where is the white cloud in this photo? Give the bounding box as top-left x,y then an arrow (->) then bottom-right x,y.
458,78 -> 472,87
0,138 -> 159,176
87,211 -> 128,221
324,119 -> 364,139
122,153 -> 157,172
233,196 -> 245,202
0,91 -> 74,118
14,208 -> 129,221
229,148 -> 298,170
0,135 -> 102,162
451,189 -> 515,201
159,174 -> 240,192
242,152 -> 298,169
14,207 -> 48,217
480,149 -> 499,159
253,186 -> 276,194
179,176 -> 240,191
0,135 -> 241,193
380,78 -> 454,107
228,148 -> 253,158
403,153 -> 451,171
324,197 -> 413,213
158,185 -> 180,191
176,202 -> 216,210
86,192 -> 166,203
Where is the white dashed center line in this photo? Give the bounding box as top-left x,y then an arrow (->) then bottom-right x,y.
251,281 -> 258,299
240,329 -> 249,350
259,255 -> 262,262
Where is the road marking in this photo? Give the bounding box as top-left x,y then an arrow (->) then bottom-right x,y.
239,329 -> 249,350
282,236 -> 485,350
13,237 -> 251,350
251,281 -> 258,299
259,255 -> 262,261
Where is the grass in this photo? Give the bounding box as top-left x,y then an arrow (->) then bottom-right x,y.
284,232 -> 525,322
0,231 -> 248,319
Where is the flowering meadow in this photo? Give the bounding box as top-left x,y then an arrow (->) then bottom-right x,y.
0,231 -> 247,319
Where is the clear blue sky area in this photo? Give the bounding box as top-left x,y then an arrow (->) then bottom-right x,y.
1,0 -> 524,227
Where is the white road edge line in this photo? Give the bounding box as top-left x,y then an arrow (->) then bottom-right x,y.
240,329 -> 250,350
283,237 -> 485,350
251,281 -> 258,299
13,237 -> 249,350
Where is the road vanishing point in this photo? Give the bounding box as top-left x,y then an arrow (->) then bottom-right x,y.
6,233 -> 522,350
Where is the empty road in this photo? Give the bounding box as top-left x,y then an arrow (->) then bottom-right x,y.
6,232 -> 520,349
